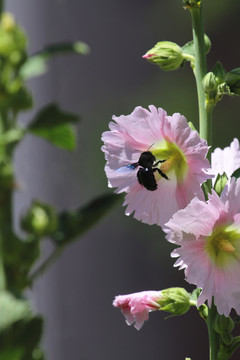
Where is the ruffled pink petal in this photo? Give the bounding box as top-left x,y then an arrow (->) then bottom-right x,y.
113,290 -> 162,330
211,138 -> 240,185
102,105 -> 211,226
165,178 -> 240,316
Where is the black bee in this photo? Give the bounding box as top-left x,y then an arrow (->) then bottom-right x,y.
127,151 -> 169,191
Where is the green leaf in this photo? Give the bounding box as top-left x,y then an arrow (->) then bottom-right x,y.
182,34 -> 211,56
20,41 -> 90,79
226,68 -> 240,95
20,56 -> 47,79
212,61 -> 226,84
10,86 -> 33,110
52,193 -> 123,245
0,291 -> 31,331
29,103 -> 79,150
0,315 -> 44,360
214,172 -> 228,196
231,167 -> 240,179
188,121 -> 198,132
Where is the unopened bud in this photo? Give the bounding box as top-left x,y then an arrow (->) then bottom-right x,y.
0,12 -> 27,62
1,13 -> 15,31
143,41 -> 184,71
158,287 -> 191,316
212,314 -> 234,335
203,72 -> 218,101
21,201 -> 58,236
183,0 -> 201,9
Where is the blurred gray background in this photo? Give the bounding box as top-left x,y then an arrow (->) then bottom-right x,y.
5,0 -> 240,359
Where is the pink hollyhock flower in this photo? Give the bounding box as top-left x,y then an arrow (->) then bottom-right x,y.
113,291 -> 162,330
211,138 -> 240,185
102,106 -> 211,226
113,288 -> 192,330
165,178 -> 240,316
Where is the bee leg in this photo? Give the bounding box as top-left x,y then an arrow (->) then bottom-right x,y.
153,159 -> 167,167
153,168 -> 169,180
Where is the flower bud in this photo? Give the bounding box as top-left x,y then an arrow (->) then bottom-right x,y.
183,0 -> 201,9
221,333 -> 233,346
143,41 -> 184,71
204,34 -> 211,55
0,12 -> 27,63
158,287 -> 191,316
203,72 -> 218,101
21,201 -> 58,236
212,314 -> 234,335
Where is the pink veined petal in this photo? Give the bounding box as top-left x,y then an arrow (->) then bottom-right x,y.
211,138 -> 240,185
124,170 -> 179,226
102,105 -> 211,226
113,290 -> 162,330
165,178 -> 240,316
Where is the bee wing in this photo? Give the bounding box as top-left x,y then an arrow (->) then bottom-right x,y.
116,162 -> 139,173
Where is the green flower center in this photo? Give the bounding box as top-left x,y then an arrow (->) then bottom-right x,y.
151,140 -> 188,183
205,225 -> 240,267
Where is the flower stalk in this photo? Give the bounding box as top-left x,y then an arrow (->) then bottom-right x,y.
190,3 -> 219,360
190,4 -> 212,150
206,303 -> 220,360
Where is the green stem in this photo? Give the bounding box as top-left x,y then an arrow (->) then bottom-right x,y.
29,245 -> 63,283
0,0 -> 3,16
190,3 -> 218,360
190,4 -> 212,148
0,189 -> 12,291
206,304 -> 220,360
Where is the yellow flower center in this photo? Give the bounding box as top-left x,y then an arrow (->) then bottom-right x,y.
151,140 -> 188,183
205,225 -> 240,267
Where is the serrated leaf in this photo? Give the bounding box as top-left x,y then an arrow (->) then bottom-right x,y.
0,291 -> 32,331
231,167 -> 240,179
53,193 -> 123,244
214,172 -> 228,196
29,104 -> 79,150
20,41 -> 90,79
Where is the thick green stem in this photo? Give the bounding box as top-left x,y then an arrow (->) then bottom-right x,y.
190,5 -> 212,148
190,3 -> 218,360
206,304 -> 220,360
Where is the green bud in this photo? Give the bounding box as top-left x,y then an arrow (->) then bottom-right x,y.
214,173 -> 228,196
221,333 -> 233,346
0,12 -> 27,63
21,201 -> 58,237
204,34 -> 211,55
143,41 -> 184,71
203,72 -> 218,100
183,0 -> 201,9
158,287 -> 191,316
212,314 -> 234,335
212,62 -> 227,85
